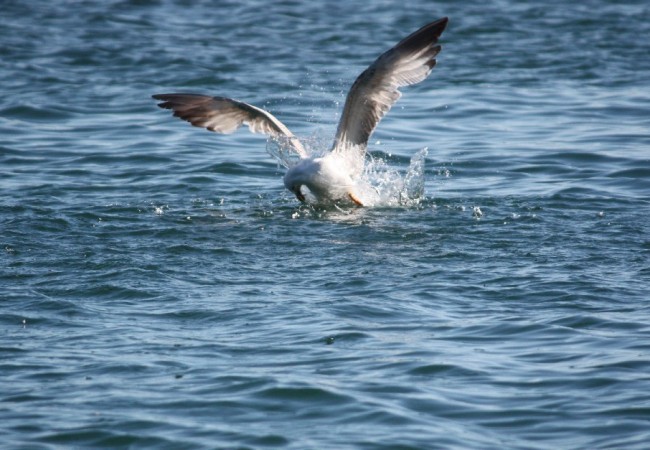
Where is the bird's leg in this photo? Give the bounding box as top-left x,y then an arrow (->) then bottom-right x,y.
348,192 -> 364,207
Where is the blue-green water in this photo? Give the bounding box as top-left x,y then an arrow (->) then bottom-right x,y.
2,1 -> 650,448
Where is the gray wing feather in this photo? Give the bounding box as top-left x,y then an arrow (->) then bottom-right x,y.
333,17 -> 448,152
153,93 -> 307,157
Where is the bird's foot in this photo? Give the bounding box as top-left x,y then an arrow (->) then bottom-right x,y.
348,192 -> 364,207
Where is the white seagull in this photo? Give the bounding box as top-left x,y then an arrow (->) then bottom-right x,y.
153,17 -> 448,207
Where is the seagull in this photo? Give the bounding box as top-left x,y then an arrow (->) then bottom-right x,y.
153,17 -> 448,207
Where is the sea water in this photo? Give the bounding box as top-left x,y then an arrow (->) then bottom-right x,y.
2,0 -> 650,448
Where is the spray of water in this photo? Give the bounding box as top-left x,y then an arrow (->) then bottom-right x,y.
356,147 -> 428,207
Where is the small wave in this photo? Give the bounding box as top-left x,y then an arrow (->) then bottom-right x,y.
0,105 -> 73,122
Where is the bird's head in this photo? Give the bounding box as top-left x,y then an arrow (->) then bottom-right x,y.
284,163 -> 313,203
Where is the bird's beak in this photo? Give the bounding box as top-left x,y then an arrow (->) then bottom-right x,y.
295,189 -> 305,202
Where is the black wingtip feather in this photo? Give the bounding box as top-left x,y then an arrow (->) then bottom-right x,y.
396,17 -> 448,52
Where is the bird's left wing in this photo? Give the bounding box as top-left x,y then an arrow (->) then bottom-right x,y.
153,93 -> 307,158
333,17 -> 448,153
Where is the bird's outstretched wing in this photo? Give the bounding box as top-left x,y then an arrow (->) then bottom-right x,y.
153,93 -> 307,158
333,17 -> 448,152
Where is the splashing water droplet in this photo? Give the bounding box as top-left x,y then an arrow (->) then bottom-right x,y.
357,147 -> 428,207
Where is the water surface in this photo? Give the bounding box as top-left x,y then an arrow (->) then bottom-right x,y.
2,0 -> 650,448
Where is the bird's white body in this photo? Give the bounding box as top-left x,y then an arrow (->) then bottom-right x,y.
154,17 -> 448,207
284,153 -> 359,204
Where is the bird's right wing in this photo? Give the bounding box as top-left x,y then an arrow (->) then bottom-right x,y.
153,93 -> 307,158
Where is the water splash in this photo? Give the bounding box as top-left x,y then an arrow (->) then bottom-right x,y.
266,136 -> 303,169
266,131 -> 332,168
356,147 -> 429,207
